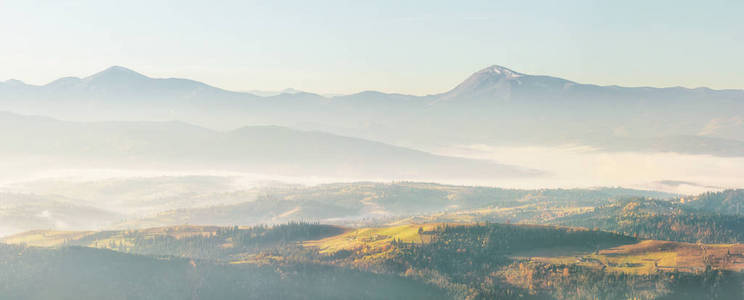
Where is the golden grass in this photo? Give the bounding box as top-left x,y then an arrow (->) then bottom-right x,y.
9,222 -> 744,277
1,230 -> 96,247
1,225 -> 222,249
384,204 -> 595,226
303,224 -> 438,254
533,240 -> 744,275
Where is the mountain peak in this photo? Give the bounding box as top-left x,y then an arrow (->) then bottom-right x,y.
434,65 -> 527,101
85,66 -> 149,81
3,79 -> 27,86
101,65 -> 139,74
44,76 -> 83,88
476,65 -> 524,79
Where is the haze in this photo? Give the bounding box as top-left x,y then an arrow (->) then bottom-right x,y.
2,2 -> 744,299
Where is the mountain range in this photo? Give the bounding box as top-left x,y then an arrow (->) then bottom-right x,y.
0,111 -> 535,180
1,65 -> 743,156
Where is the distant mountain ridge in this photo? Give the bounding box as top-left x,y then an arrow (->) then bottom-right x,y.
3,66 -> 256,103
7,65 -> 742,99
0,111 -> 537,180
1,65 -> 743,156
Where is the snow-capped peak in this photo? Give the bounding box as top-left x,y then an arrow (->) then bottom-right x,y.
478,65 -> 523,79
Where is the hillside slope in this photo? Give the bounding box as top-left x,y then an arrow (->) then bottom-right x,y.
0,112 -> 535,180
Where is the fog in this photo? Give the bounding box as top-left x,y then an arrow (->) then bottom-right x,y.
2,145 -> 740,207
434,145 -> 743,194
1,140 -> 740,237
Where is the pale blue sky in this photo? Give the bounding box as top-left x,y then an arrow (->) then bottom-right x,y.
1,0 -> 742,95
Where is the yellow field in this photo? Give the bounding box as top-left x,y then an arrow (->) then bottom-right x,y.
385,205 -> 595,225
8,222 -> 744,276
1,230 -> 96,247
533,240 -> 744,275
1,225 -> 223,249
303,224 -> 438,254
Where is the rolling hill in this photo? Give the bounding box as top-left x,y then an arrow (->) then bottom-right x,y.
548,197 -> 744,243
8,222 -> 741,299
0,112 -> 536,180
115,183 -> 676,229
685,189 -> 744,215
0,243 -> 446,300
0,193 -> 121,236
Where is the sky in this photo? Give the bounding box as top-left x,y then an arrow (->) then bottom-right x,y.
0,0 -> 742,95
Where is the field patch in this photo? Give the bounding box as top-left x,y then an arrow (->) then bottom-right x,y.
534,240 -> 744,275
303,224 -> 438,254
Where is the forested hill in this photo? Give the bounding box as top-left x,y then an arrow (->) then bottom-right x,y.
0,243 -> 446,300
4,221 -> 743,299
549,198 -> 744,243
685,189 -> 744,216
3,223 -> 345,261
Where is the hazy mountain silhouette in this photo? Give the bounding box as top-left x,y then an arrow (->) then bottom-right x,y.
0,111 -> 538,180
1,65 -> 742,156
